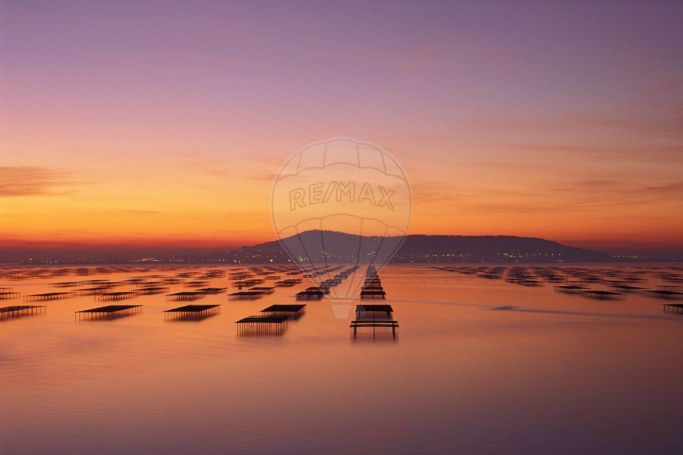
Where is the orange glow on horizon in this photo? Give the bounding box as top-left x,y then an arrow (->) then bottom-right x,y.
1,2 -> 682,255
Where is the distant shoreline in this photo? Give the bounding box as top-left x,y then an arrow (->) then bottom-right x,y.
1,230 -> 681,265
1,260 -> 682,266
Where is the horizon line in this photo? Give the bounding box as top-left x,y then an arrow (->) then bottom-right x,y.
1,230 -> 682,258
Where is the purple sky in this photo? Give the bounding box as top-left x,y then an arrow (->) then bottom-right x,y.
1,0 -> 682,256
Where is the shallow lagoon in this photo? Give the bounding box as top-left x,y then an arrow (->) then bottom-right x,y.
1,264 -> 682,454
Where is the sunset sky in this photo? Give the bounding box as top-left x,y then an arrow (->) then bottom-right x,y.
1,1 -> 682,255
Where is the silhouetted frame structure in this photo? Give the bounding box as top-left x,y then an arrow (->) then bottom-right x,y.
229,291 -> 264,301
0,291 -> 20,300
235,315 -> 288,335
663,303 -> 683,314
167,291 -> 205,301
350,304 -> 399,338
164,304 -> 221,320
75,305 -> 142,320
260,304 -> 306,319
0,305 -> 45,321
24,292 -> 73,302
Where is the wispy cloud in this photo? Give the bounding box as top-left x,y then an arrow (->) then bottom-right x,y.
413,176 -> 683,216
0,166 -> 75,197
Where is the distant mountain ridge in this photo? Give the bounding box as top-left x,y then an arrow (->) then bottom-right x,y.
235,229 -> 610,263
0,230 -> 614,264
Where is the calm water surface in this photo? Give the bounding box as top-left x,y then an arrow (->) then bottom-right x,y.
1,264 -> 682,454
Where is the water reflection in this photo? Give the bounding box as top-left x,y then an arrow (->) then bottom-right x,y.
1,263 -> 683,454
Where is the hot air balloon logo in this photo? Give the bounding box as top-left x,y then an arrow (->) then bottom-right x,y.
272,138 -> 411,301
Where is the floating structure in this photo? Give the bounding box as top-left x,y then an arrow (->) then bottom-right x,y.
162,277 -> 182,285
24,292 -> 72,302
0,305 -> 45,320
610,284 -> 644,294
229,271 -> 252,280
360,287 -> 386,299
260,304 -> 306,319
515,279 -> 543,287
361,266 -> 387,299
505,267 -> 544,287
235,315 -> 288,335
234,278 -> 265,289
164,304 -> 221,320
0,290 -> 20,300
350,304 -> 399,338
136,286 -> 169,295
198,287 -> 227,295
554,284 -> 587,294
274,279 -> 301,287
49,281 -> 80,288
75,304 -> 142,320
478,272 -> 503,280
167,291 -> 205,301
645,289 -> 683,300
661,274 -> 683,284
184,280 -> 209,288
580,290 -> 624,300
663,303 -> 683,314
80,279 -> 119,287
249,286 -> 275,295
75,286 -> 114,296
76,280 -> 121,291
202,269 -> 226,279
96,291 -> 139,301
229,290 -> 264,300
296,288 -> 324,301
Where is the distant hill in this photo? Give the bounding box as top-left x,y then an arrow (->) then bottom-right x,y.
231,229 -> 610,263
0,230 -> 613,264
